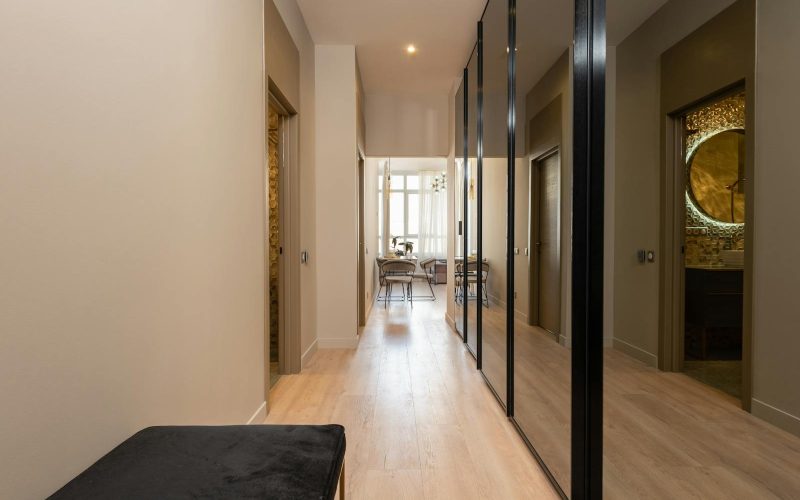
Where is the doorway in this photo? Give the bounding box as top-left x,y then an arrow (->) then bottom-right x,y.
267,99 -> 284,388
530,149 -> 561,338
679,91 -> 747,401
265,90 -> 302,394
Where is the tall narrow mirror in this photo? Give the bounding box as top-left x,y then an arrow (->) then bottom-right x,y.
603,1 -> 799,497
480,0 -> 508,404
466,46 -> 480,357
512,0 -> 573,494
454,75 -> 466,339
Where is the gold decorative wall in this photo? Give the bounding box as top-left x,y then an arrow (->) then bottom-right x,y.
268,105 -> 280,364
684,92 -> 745,266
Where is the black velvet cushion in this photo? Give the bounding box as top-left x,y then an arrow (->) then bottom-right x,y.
48,425 -> 346,500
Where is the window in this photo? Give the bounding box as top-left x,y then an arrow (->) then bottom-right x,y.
376,163 -> 447,258
387,174 -> 419,254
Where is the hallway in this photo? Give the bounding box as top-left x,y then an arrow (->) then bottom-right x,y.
265,287 -> 558,499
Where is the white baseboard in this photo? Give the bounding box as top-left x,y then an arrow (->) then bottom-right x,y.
612,337 -> 657,367
247,401 -> 267,425
752,398 -> 800,438
301,339 -> 318,369
365,294 -> 374,320
318,336 -> 360,349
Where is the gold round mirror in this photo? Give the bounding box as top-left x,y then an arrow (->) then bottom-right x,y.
687,129 -> 745,224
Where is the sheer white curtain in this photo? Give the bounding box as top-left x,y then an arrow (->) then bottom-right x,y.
418,170 -> 447,258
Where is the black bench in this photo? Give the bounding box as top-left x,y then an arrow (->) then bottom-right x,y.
49,425 -> 346,500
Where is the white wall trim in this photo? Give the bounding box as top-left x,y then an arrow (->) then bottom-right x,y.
318,336 -> 360,349
612,337 -> 657,367
301,339 -> 318,369
365,295 -> 375,322
752,398 -> 800,438
247,401 -> 267,425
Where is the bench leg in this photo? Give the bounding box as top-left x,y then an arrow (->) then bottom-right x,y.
339,458 -> 346,500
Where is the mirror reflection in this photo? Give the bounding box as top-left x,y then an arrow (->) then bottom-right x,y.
511,0 -> 572,494
688,129 -> 746,224
604,2 -> 798,498
480,0 -> 508,403
454,77 -> 466,338
467,47 -> 480,356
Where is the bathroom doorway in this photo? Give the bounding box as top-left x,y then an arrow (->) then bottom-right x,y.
671,89 -> 749,404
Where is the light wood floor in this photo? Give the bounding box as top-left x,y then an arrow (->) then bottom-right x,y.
478,301 -> 800,499
264,285 -> 559,500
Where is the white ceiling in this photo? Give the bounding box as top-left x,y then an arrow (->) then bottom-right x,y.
295,0 -> 668,95
296,0 -> 486,93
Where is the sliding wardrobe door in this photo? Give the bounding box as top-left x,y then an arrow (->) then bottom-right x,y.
466,46 -> 480,357
512,0 -> 573,495
454,74 -> 466,339
600,2 -> 799,498
480,0 -> 509,405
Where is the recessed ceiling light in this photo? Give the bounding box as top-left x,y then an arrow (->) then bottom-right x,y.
406,44 -> 417,54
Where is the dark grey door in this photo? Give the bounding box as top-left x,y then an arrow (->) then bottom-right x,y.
537,152 -> 561,336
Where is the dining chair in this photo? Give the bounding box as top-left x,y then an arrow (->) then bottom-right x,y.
380,259 -> 416,308
411,257 -> 437,301
375,257 -> 388,301
465,260 -> 489,306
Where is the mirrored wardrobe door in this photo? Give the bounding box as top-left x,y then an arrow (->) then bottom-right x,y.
512,0 -> 573,495
466,46 -> 480,357
454,75 -> 466,339
480,0 -> 509,404
600,2 -> 800,498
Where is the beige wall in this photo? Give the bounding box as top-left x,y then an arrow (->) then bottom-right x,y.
266,0 -> 300,109
314,45 -> 361,347
446,78 -> 460,326
612,0 -> 735,364
357,62 -> 367,156
364,158 -> 381,308
752,0 -> 800,436
0,1 -> 267,498
365,92 -> 450,157
272,0 -> 319,363
482,157 -> 509,305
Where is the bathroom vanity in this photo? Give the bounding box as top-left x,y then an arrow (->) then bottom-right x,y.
685,265 -> 743,360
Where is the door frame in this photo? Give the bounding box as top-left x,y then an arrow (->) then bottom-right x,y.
660,84 -> 752,410
267,88 -> 302,391
529,147 -> 562,338
357,153 -> 367,327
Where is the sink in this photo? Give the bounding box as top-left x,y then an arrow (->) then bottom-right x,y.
721,250 -> 744,268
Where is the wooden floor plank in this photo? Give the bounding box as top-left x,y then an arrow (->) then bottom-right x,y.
264,286 -> 557,499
